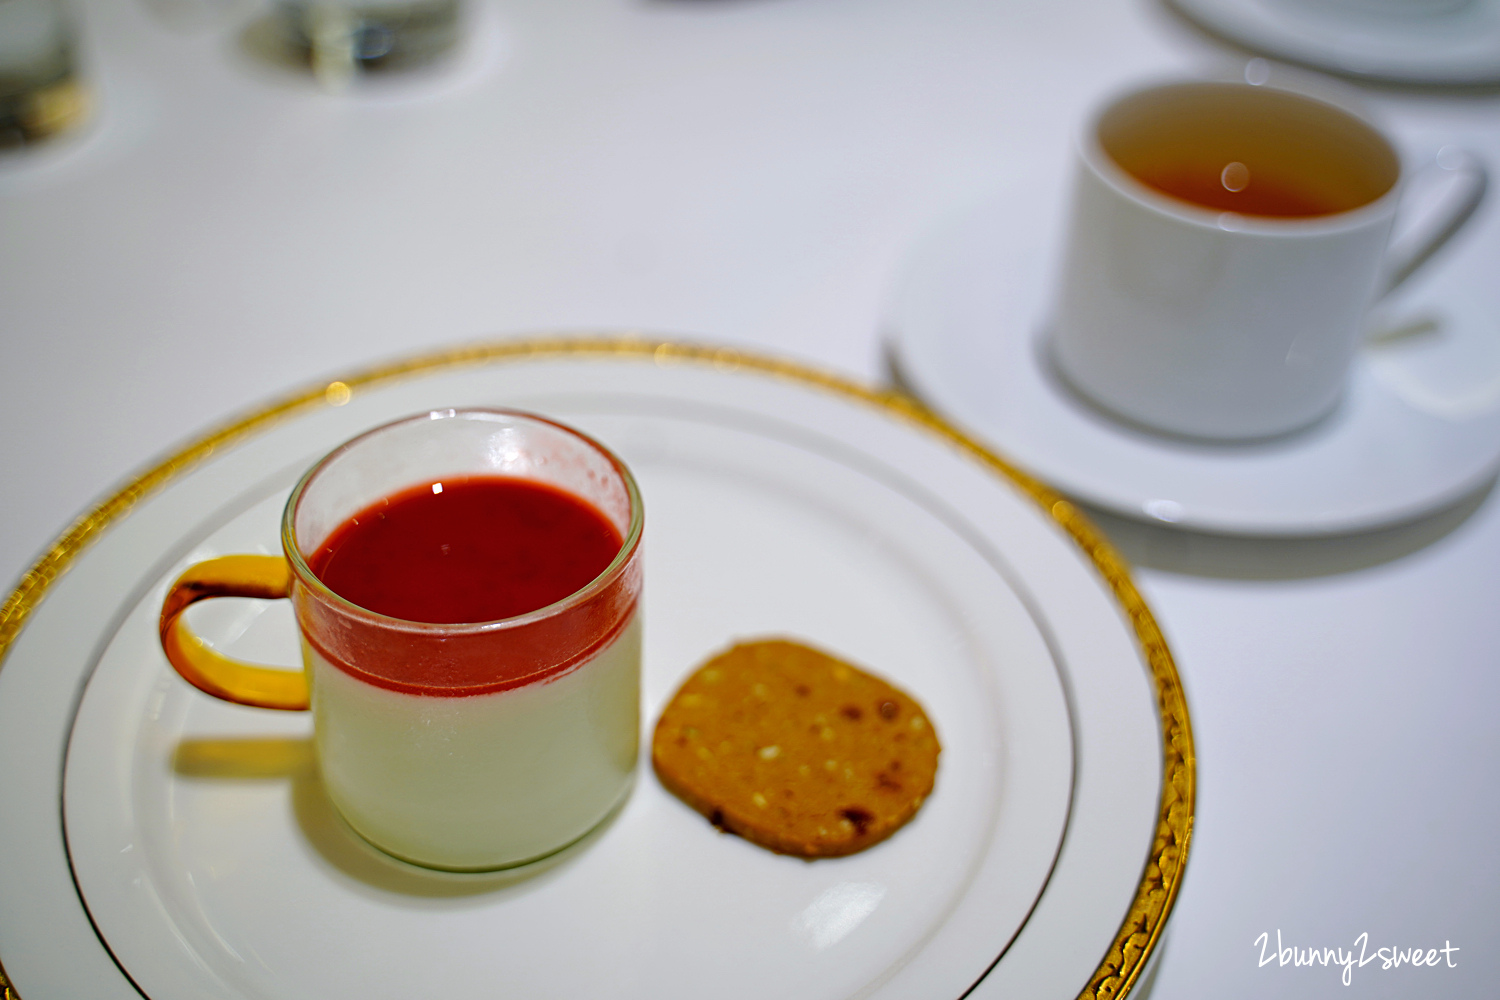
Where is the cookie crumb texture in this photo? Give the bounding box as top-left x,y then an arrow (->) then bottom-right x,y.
652,639 -> 941,857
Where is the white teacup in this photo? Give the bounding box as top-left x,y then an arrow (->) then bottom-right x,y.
1049,79 -> 1486,441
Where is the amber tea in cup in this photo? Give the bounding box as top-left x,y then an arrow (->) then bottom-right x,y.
1098,84 -> 1399,219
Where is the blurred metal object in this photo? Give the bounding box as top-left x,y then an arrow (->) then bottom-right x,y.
0,0 -> 87,147
274,0 -> 461,88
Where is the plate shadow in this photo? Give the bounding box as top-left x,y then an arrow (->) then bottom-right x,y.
1077,480 -> 1494,580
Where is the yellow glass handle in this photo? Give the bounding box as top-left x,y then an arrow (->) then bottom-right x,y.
159,554 -> 310,711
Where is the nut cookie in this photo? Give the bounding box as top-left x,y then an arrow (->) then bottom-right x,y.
652,638 -> 940,857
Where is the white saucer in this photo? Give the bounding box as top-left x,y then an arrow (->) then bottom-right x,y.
1170,0 -> 1500,84
65,397 -> 1074,1000
0,342 -> 1184,1000
886,189 -> 1500,537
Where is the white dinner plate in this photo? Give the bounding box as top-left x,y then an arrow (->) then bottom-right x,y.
886,186 -> 1500,537
1170,0 -> 1500,85
0,339 -> 1189,1000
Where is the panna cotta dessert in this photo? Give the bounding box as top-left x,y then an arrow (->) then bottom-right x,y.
283,410 -> 644,871
306,616 -> 640,870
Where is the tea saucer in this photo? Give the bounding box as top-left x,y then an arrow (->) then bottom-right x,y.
886,192 -> 1500,537
1169,0 -> 1500,84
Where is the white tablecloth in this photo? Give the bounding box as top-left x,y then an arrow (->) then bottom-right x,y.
3,0 -> 1497,996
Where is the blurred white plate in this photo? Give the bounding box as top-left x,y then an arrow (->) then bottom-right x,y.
886,189 -> 1500,536
1171,0 -> 1500,84
0,341 -> 1184,999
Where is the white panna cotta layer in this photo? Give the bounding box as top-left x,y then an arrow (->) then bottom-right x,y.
306,616 -> 641,871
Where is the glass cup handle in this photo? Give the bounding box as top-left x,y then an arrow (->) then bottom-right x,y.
158,554 -> 310,711
1380,147 -> 1488,297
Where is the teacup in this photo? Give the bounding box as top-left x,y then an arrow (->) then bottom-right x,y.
1049,78 -> 1487,440
159,409 -> 643,871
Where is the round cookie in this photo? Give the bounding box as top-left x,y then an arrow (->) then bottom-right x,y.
651,638 -> 940,857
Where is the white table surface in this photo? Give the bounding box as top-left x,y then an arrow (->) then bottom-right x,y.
3,0 -> 1498,997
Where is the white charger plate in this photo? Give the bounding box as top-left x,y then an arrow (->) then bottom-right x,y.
0,339 -> 1189,1000
887,187 -> 1500,537
1169,0 -> 1500,84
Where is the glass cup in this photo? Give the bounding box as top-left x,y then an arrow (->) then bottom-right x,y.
159,409 -> 644,871
274,0 -> 461,87
0,0 -> 87,147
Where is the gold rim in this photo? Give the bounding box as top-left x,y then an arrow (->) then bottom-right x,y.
0,335 -> 1193,1000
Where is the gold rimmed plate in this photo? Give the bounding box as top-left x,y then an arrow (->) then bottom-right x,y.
0,338 -> 1190,1000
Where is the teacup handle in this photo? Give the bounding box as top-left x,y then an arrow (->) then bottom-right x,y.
1381,147 -> 1488,297
159,554 -> 310,711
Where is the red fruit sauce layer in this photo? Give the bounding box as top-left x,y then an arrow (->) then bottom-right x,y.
294,476 -> 638,697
